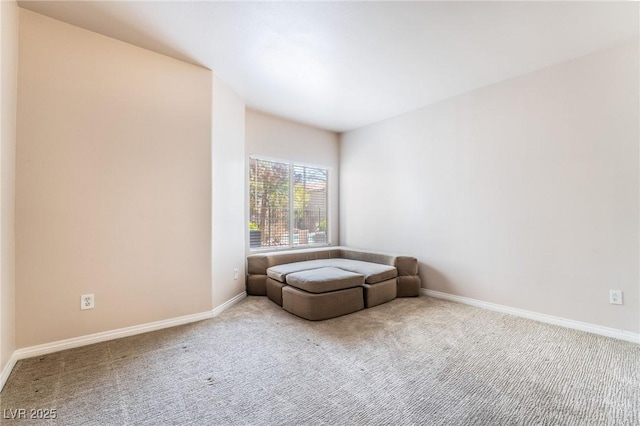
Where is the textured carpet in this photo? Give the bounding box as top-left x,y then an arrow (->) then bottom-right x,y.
0,296 -> 638,425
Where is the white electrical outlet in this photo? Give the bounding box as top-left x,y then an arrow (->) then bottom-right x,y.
81,294 -> 95,310
234,268 -> 239,280
609,290 -> 623,305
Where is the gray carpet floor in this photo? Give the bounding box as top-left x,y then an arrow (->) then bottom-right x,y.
0,296 -> 638,425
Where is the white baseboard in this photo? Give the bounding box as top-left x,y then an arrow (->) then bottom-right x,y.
211,291 -> 247,317
421,289 -> 639,344
0,352 -> 18,392
0,291 -> 247,393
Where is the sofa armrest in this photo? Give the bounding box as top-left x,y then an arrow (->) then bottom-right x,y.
339,249 -> 396,267
394,256 -> 418,276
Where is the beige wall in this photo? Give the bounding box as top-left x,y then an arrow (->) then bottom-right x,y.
212,76 -> 246,306
245,109 -> 340,249
340,40 -> 640,333
1,0 -> 18,377
16,10 -> 213,347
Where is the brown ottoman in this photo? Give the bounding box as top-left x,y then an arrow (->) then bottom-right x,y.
282,267 -> 365,320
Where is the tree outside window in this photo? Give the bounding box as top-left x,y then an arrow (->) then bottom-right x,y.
249,157 -> 329,250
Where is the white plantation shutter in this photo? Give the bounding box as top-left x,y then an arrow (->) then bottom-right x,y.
249,157 -> 329,250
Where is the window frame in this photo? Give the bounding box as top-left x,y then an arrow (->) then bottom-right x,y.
248,155 -> 331,252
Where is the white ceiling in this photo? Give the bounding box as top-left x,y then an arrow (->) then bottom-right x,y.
18,1 -> 639,133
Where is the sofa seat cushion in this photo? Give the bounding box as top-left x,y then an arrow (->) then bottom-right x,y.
325,259 -> 397,284
266,259 -> 338,282
285,267 -> 364,294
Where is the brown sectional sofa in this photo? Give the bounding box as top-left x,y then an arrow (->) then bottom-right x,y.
246,247 -> 421,320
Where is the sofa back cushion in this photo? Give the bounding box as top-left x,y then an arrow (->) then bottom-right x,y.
247,248 -> 342,275
340,249 -> 417,276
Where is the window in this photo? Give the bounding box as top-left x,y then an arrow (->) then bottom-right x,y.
249,157 -> 329,250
